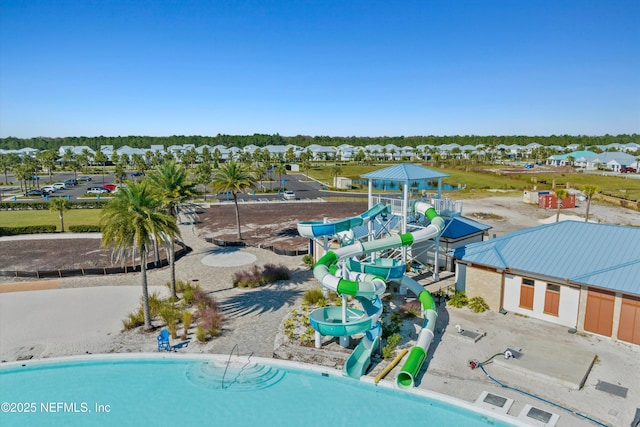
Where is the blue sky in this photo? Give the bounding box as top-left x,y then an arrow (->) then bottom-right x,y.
1,0 -> 638,138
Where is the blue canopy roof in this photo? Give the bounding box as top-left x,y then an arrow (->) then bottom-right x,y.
361,163 -> 448,182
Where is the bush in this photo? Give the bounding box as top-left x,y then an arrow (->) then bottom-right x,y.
122,309 -> 144,330
69,224 -> 101,232
303,288 -> 324,305
468,296 -> 489,313
0,225 -> 57,236
448,292 -> 468,308
382,333 -> 402,359
302,254 -> 314,269
232,263 -> 291,288
196,326 -> 208,343
182,311 -> 193,340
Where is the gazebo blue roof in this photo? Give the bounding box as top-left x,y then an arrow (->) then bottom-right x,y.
361,163 -> 448,182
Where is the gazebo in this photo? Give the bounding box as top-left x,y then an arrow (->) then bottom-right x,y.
360,163 -> 460,280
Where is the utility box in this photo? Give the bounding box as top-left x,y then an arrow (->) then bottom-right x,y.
335,177 -> 352,189
538,194 -> 576,209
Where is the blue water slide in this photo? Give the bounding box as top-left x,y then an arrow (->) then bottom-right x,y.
297,203 -> 390,238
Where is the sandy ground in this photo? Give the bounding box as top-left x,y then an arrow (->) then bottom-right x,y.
0,195 -> 638,427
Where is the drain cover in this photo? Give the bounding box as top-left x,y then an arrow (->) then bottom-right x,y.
527,407 -> 553,423
595,380 -> 628,398
483,393 -> 508,408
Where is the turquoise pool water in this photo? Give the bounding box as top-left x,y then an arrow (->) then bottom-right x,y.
0,355 -> 519,427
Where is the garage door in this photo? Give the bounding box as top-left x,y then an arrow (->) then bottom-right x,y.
584,289 -> 614,337
618,295 -> 640,345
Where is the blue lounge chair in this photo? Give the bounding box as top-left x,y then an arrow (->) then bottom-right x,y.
157,329 -> 170,351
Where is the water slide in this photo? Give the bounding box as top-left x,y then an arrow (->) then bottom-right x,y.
393,275 -> 438,389
300,202 -> 444,380
297,203 -> 390,238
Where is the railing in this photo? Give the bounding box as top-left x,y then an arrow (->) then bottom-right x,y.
221,344 -> 241,389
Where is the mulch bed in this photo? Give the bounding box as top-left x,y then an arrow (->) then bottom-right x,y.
0,201 -> 369,272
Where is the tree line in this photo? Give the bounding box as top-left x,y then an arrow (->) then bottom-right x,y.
1,133 -> 638,151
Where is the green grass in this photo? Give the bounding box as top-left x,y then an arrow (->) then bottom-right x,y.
305,162 -> 640,203
0,209 -> 102,230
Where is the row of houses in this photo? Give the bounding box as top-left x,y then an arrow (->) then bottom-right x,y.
547,150 -> 639,172
2,142 -> 639,164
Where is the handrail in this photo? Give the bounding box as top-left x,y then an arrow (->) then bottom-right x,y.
221,344 -> 240,389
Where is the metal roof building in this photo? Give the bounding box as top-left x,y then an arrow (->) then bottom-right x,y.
454,221 -> 640,345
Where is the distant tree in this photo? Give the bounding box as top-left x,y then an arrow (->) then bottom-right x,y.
274,164 -> 287,190
194,162 -> 213,201
49,197 -> 71,232
581,185 -> 600,222
330,165 -> 343,187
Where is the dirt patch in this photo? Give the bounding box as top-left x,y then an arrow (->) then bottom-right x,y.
196,201 -> 369,251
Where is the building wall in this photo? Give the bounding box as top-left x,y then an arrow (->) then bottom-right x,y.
503,275 -> 580,327
464,266 -> 502,310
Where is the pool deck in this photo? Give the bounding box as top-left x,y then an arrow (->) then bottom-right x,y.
1,222 -> 639,427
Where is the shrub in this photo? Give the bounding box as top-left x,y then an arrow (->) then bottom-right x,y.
303,288 -> 324,305
0,225 -> 57,236
232,263 -> 291,288
68,224 -> 101,232
160,305 -> 182,339
196,326 -> 208,343
401,300 -> 421,318
146,292 -> 166,318
381,312 -> 402,338
448,292 -> 468,308
382,333 -> 402,359
302,254 -> 314,269
182,311 -> 193,340
122,309 -> 144,330
468,296 -> 489,313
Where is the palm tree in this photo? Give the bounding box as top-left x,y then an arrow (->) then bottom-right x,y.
194,162 -> 213,201
49,197 -> 71,232
211,161 -> 256,240
146,160 -> 197,299
274,164 -> 287,190
581,184 -> 600,222
553,188 -> 569,223
329,165 -> 343,187
100,182 -> 179,329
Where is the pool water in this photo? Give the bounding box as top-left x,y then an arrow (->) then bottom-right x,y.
0,355 -> 519,427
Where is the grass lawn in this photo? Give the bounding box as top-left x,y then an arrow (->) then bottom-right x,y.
306,163 -> 640,202
0,209 -> 102,231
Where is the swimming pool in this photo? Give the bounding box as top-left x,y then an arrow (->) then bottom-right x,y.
0,354 -> 523,426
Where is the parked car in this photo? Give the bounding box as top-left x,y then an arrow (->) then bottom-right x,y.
86,187 -> 110,194
620,167 -> 637,173
102,183 -> 117,191
64,179 -> 78,186
25,189 -> 46,197
53,182 -> 67,190
42,185 -> 57,193
283,190 -> 297,200
78,176 -> 92,182
131,171 -> 145,177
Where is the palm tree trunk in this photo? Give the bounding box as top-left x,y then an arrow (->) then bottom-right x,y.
140,249 -> 152,330
585,198 -> 591,222
169,244 -> 177,300
59,211 -> 65,232
233,193 -> 242,240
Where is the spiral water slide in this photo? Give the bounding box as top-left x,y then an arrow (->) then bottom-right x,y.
298,202 -> 444,381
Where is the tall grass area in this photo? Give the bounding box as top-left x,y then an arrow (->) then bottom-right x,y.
0,209 -> 102,230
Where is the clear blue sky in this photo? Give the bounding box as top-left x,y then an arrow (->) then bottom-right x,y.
1,0 -> 638,138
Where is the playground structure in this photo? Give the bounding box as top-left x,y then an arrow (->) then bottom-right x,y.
296,164 -> 462,387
